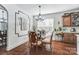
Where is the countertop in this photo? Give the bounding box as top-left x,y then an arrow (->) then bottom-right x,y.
55,31 -> 79,34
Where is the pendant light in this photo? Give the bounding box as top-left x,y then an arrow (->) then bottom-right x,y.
36,5 -> 44,21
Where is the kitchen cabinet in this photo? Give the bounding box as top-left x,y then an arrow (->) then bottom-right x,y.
63,12 -> 79,27
63,33 -> 76,44
63,15 -> 71,27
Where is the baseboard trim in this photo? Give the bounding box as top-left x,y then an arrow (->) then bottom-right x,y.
6,39 -> 28,51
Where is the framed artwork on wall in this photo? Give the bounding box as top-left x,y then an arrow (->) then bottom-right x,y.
15,10 -> 30,37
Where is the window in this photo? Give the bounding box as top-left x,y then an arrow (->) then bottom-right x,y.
0,5 -> 8,31
37,18 -> 54,32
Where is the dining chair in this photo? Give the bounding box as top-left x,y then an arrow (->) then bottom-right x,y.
29,31 -> 42,51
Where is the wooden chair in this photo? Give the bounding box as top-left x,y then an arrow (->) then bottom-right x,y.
29,32 -> 42,51
42,32 -> 53,52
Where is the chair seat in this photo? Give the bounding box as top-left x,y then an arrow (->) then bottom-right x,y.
37,41 -> 42,45
31,43 -> 37,45
31,40 -> 42,46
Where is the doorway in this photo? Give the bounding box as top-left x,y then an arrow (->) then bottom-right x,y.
0,5 -> 8,52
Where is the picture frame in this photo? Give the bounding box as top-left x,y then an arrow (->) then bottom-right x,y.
15,10 -> 30,37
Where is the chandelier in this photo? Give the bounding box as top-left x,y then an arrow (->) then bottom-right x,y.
35,5 -> 44,21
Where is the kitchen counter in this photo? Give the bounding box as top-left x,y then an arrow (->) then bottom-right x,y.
55,31 -> 79,34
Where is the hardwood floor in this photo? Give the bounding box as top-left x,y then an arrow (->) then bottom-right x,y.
0,41 -> 77,55
52,41 -> 77,55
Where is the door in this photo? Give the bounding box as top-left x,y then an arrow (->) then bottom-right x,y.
0,5 -> 8,49
63,16 -> 71,27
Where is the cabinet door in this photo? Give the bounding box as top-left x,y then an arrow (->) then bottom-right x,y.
63,33 -> 76,44
63,16 -> 71,27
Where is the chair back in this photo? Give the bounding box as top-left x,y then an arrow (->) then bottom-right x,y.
29,32 -> 38,43
50,32 -> 53,43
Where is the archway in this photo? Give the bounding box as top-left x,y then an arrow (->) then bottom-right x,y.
0,4 -> 8,50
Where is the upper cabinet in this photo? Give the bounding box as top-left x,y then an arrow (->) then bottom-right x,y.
63,12 -> 79,27
63,14 -> 71,27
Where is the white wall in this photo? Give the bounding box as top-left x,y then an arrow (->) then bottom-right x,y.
2,4 -> 33,51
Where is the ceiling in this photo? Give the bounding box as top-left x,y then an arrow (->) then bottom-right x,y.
16,4 -> 79,15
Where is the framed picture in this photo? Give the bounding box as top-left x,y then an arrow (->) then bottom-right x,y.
15,10 -> 30,37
